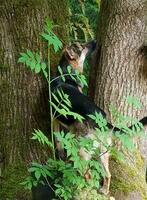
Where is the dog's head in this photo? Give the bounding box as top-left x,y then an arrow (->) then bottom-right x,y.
62,40 -> 96,73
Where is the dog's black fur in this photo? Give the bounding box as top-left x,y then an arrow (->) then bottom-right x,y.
32,178 -> 55,200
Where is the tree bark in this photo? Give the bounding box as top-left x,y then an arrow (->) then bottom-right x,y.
0,0 -> 69,199
89,0 -> 147,199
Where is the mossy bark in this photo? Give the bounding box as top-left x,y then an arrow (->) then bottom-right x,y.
110,151 -> 147,200
74,189 -> 109,200
89,0 -> 147,199
0,0 -> 69,199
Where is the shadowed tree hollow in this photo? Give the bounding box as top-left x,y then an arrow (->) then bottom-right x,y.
0,0 -> 69,199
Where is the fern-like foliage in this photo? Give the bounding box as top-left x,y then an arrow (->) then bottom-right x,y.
69,0 -> 100,42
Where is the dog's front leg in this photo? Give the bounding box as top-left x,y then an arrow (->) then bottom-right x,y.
79,147 -> 92,180
53,120 -> 66,160
99,152 -> 111,195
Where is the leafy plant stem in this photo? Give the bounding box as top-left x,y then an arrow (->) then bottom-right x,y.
45,177 -> 62,200
48,44 -> 56,160
50,73 -> 78,84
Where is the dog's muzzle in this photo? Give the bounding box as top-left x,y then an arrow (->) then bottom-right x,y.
82,40 -> 97,56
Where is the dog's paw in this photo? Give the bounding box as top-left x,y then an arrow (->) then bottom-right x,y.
99,187 -> 109,195
110,197 -> 115,200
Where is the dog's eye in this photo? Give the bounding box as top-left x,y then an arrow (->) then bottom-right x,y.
81,44 -> 84,48
73,43 -> 83,51
76,48 -> 83,56
78,44 -> 84,51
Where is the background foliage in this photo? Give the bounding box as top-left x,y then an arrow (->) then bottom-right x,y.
68,0 -> 101,92
69,0 -> 101,42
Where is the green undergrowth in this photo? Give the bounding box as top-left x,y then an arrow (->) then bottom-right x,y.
1,162 -> 31,200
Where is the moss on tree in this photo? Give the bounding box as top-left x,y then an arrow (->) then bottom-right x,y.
0,162 -> 31,200
110,151 -> 147,200
74,189 -> 110,200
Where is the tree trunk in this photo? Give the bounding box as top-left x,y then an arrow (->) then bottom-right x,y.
0,0 -> 69,199
89,0 -> 147,199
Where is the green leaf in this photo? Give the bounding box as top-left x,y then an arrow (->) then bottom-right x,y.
42,69 -> 48,79
63,98 -> 72,108
80,74 -> 88,86
60,103 -> 70,112
20,52 -> 28,57
35,53 -> 41,63
61,74 -> 66,82
31,129 -> 53,148
126,96 -> 142,109
30,60 -> 36,70
26,59 -> 31,66
68,111 -> 84,122
75,69 -> 80,75
35,170 -> 41,180
35,63 -> 41,73
28,167 -> 37,173
116,134 -> 135,151
41,62 -> 46,70
18,56 -> 27,63
27,50 -> 35,58
58,66 -> 63,75
52,34 -> 63,52
18,53 -> 29,63
45,17 -> 53,32
88,114 -> 96,120
67,65 -> 72,74
52,93 -> 60,103
41,33 -> 51,41
57,89 -> 63,99
70,74 -> 76,81
50,101 -> 61,113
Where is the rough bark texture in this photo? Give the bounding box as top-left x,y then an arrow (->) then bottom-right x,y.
0,0 -> 69,199
89,0 -> 147,199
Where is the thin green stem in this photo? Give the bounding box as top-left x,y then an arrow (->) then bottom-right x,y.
50,73 -> 78,84
48,45 -> 56,160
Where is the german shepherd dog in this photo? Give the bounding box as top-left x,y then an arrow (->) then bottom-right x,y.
51,40 -> 147,195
